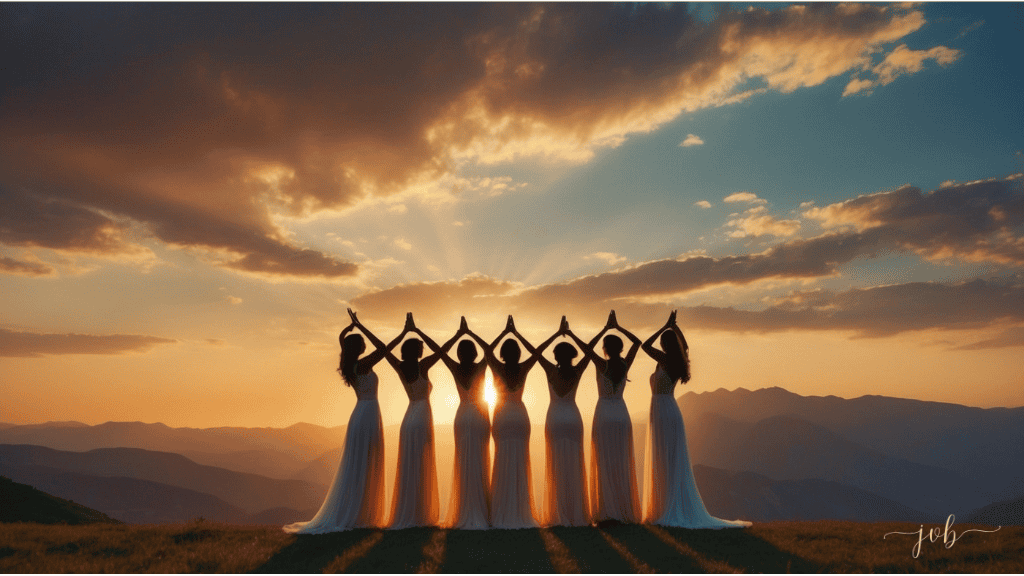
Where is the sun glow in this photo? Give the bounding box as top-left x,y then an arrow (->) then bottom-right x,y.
484,371 -> 497,411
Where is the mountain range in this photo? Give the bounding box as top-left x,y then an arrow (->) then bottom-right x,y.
2,386 -> 1021,525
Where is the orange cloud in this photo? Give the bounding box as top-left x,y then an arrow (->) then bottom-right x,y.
0,329 -> 177,358
844,43 -> 961,96
726,206 -> 801,238
0,4 -> 949,281
0,256 -> 55,277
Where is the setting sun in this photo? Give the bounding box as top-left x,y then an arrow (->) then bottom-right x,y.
484,371 -> 497,411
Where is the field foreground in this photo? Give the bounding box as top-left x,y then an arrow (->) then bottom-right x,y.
0,520 -> 1020,573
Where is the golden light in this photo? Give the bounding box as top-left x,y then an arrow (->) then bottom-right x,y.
484,371 -> 497,411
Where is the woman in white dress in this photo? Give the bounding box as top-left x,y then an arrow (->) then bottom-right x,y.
283,311 -> 388,533
439,317 -> 492,529
582,310 -> 642,524
375,312 -> 442,529
483,315 -> 540,529
641,311 -> 750,528
533,316 -> 592,527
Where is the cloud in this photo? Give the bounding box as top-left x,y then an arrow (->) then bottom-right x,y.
226,295 -> 243,305
0,188 -> 147,257
350,174 -> 1024,336
680,134 -> 704,147
586,252 -> 627,266
726,206 -> 801,238
694,200 -> 712,209
0,256 -> 56,277
393,237 -> 413,251
723,192 -> 767,205
0,329 -> 177,358
844,43 -> 960,96
352,271 -> 1024,340
0,4 -> 949,280
956,326 -> 1024,350
803,175 -> 1024,264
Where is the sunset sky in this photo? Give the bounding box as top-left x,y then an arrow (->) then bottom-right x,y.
2,3 -> 1022,430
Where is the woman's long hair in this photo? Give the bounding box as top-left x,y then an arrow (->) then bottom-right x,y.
498,339 -> 522,390
454,339 -> 478,389
339,333 -> 366,386
603,334 -> 627,391
553,342 -> 577,383
399,338 -> 423,382
660,330 -> 691,384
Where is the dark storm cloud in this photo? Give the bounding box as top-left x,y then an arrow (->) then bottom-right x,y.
0,3 -> 941,280
0,328 -> 177,358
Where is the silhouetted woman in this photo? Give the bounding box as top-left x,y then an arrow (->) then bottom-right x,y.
642,311 -> 750,528
283,309 -> 388,533
439,317 -> 492,529
582,310 -> 642,524
484,315 -> 541,528
535,316 -> 592,526
384,312 -> 442,529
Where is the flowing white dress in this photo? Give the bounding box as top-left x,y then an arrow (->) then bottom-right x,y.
543,374 -> 590,526
643,365 -> 751,528
490,380 -> 538,528
284,371 -> 385,533
389,374 -> 439,529
591,371 -> 640,523
443,374 -> 491,529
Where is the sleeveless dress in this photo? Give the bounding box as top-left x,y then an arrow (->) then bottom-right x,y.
389,374 -> 440,529
284,370 -> 385,533
443,372 -> 491,529
543,373 -> 590,526
643,365 -> 751,528
490,378 -> 538,528
590,371 -> 640,523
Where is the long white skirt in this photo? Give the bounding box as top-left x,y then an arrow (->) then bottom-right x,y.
643,394 -> 750,528
544,400 -> 589,526
591,397 -> 640,523
490,399 -> 538,528
389,399 -> 439,529
444,401 -> 491,529
283,399 -> 385,533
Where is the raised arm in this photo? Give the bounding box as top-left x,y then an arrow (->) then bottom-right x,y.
356,310 -> 408,372
643,311 -> 677,364
530,326 -> 562,372
434,319 -> 467,373
464,323 -> 498,368
487,315 -> 516,369
563,328 -> 594,375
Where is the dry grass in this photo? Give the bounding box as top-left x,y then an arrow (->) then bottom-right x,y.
1,519 -> 1020,573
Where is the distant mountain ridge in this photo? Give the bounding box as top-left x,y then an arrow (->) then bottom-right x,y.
0,420 -> 347,478
0,444 -> 325,514
3,386 -> 1021,525
1,465 -> 313,525
0,475 -> 119,524
678,387 -> 1024,497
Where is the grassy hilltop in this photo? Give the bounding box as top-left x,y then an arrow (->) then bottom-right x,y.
1,520 -> 1020,573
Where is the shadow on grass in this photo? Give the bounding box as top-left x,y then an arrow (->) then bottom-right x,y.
654,525 -> 821,573
439,528 -> 556,573
548,526 -> 636,573
253,524 -> 822,574
253,528 -> 383,573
